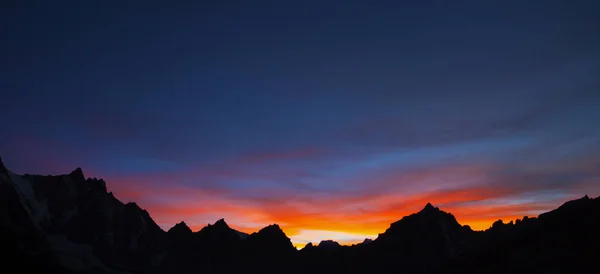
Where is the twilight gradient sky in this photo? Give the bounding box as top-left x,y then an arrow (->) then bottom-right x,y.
2,0 -> 600,247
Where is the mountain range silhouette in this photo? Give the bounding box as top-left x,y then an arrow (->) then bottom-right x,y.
1,156 -> 598,274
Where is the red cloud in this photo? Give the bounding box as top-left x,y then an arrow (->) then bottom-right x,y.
76,148 -> 600,244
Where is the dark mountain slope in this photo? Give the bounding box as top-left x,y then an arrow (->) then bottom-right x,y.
436,195 -> 600,274
0,157 -> 73,274
240,224 -> 297,273
0,158 -> 165,273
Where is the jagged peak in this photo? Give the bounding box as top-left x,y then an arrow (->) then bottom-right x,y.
253,224 -> 290,239
247,223 -> 295,251
573,194 -> 593,203
492,219 -> 505,227
384,202 -> 462,237
198,218 -> 235,235
213,218 -> 229,227
69,167 -> 85,181
259,224 -> 283,233
562,195 -> 593,207
267,223 -> 281,228
422,202 -> 438,212
408,202 -> 444,218
86,177 -> 107,193
544,195 -> 596,217
168,221 -> 192,234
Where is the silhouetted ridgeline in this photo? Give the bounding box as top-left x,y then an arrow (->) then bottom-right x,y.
1,156 -> 598,274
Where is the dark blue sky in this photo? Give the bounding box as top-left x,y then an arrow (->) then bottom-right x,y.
2,0 -> 599,245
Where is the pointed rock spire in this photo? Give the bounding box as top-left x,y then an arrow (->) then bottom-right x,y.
421,202 -> 438,213
168,221 -> 192,234
213,218 -> 230,228
258,224 -> 285,235
246,223 -> 296,254
69,167 -> 85,182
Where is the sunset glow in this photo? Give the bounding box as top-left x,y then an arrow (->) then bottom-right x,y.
88,144 -> 600,246
2,0 -> 599,248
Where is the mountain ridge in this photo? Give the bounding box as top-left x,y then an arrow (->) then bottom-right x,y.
0,159 -> 567,241
1,158 -> 598,274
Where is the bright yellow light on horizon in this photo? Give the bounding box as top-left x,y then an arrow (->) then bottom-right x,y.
289,229 -> 378,249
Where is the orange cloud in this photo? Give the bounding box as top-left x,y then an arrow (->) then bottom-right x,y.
97,157 -> 600,246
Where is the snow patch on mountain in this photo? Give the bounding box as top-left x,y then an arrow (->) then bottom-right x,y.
8,171 -> 51,225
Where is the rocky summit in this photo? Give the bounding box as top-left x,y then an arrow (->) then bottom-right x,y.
1,158 -> 599,274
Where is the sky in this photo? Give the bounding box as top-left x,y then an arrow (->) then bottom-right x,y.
1,0 -> 600,248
